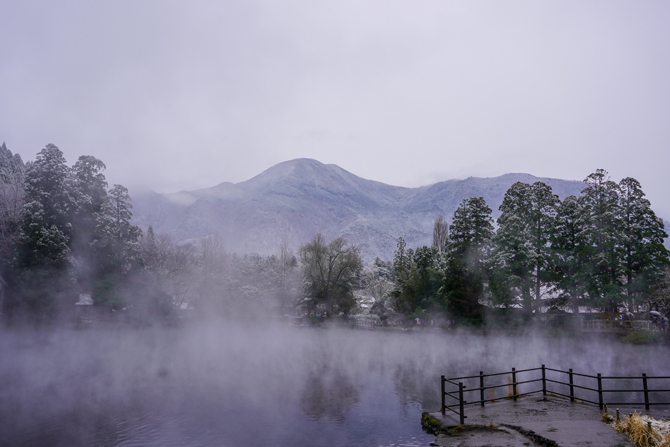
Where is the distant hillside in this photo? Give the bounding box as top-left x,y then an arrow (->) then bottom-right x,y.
131,159 -> 588,262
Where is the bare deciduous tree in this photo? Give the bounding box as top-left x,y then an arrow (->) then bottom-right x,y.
141,229 -> 196,310
649,266 -> 670,317
432,214 -> 449,253
299,234 -> 362,317
276,241 -> 298,314
195,234 -> 227,310
0,171 -> 25,261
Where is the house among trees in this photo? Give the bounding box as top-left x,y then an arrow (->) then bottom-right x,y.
75,293 -> 102,326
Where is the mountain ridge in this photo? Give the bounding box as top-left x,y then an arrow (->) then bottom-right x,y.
130,159 -> 587,261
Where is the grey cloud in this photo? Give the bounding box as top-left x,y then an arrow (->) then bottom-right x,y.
1,0 -> 669,215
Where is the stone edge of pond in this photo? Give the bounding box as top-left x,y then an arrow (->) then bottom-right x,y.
421,412 -> 559,447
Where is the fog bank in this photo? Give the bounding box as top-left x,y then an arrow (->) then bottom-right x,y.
1,324 -> 667,446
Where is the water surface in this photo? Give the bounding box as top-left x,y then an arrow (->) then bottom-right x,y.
1,324 -> 667,446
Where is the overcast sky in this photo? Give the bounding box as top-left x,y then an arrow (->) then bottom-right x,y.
2,1 -> 669,216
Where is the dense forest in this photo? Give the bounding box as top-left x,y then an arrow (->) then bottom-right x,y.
0,143 -> 305,324
387,173 -> 670,325
1,143 -> 669,327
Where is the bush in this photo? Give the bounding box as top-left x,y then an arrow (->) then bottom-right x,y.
621,329 -> 663,345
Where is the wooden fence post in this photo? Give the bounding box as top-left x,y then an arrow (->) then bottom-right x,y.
480,371 -> 485,407
512,368 -> 518,401
597,373 -> 603,410
643,373 -> 650,411
458,382 -> 465,425
441,375 -> 445,415
541,364 -> 547,396
569,369 -> 574,403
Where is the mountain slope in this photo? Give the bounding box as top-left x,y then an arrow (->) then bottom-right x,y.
131,159 -> 587,261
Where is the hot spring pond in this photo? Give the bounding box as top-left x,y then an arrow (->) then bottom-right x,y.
1,324 -> 668,446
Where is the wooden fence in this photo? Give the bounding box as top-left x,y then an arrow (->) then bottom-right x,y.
441,365 -> 670,425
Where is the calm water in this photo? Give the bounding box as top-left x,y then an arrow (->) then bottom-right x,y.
1,323 -> 668,447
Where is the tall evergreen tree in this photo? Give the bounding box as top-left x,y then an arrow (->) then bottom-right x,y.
442,197 -> 493,323
91,184 -> 142,306
617,177 -> 669,310
528,182 -> 560,303
489,182 -> 534,310
0,142 -> 25,183
578,169 -> 622,311
413,245 -> 443,316
93,185 -> 142,271
449,197 -> 494,266
490,182 -> 559,314
70,155 -> 108,289
13,145 -> 73,317
551,195 -> 589,314
391,237 -> 418,315
23,144 -> 73,235
71,156 -> 107,238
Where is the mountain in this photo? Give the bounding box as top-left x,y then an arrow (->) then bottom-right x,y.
131,159 -> 587,262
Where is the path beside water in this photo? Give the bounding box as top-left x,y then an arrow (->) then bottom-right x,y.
424,395 -> 666,446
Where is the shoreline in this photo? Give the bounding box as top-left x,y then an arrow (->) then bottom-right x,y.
421,395 -> 656,446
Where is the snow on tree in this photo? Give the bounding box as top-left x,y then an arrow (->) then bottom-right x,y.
93,184 -> 142,274
91,184 -> 142,306
0,143 -> 26,264
578,169 -> 623,311
299,233 -> 362,317
443,197 -> 494,323
489,182 -> 559,314
24,144 -> 74,235
12,145 -> 74,315
617,177 -> 669,311
551,195 -> 590,314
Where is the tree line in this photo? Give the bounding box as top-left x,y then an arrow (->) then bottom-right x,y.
0,143 -> 304,324
384,169 -> 670,325
0,143 -> 147,320
1,143 -> 668,326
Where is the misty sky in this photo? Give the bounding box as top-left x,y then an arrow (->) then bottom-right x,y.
2,1 -> 669,216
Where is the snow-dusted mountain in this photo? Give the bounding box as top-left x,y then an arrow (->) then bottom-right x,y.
131,159 -> 587,261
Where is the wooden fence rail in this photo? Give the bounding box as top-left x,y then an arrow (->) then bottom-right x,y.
441,365 -> 670,426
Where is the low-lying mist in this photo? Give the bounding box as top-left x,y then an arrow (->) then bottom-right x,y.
1,323 -> 667,447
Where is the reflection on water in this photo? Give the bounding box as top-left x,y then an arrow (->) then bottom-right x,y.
1,324 -> 668,447
301,368 -> 360,422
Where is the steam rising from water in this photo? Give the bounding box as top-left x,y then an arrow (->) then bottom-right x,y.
1,323 -> 667,446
